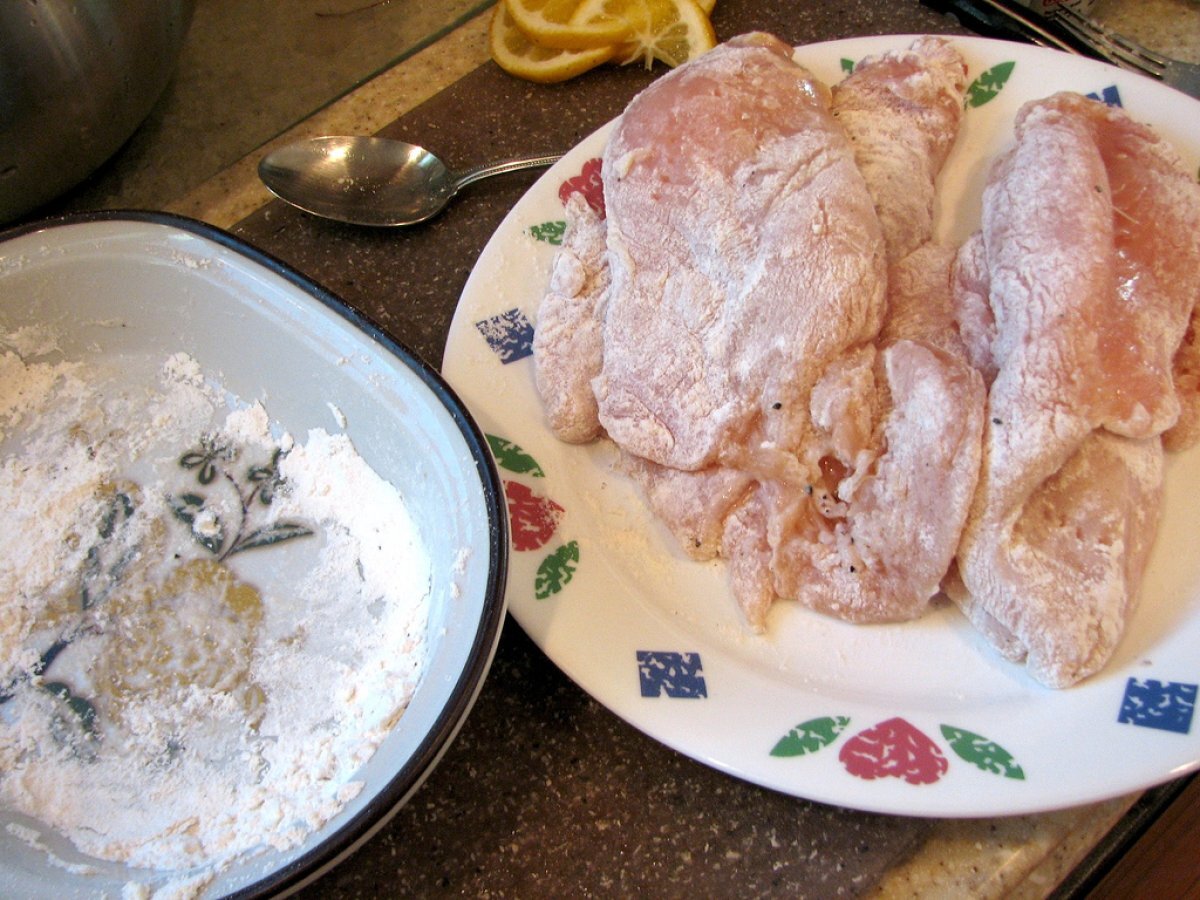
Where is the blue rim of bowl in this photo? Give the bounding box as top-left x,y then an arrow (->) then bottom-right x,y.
0,209 -> 510,898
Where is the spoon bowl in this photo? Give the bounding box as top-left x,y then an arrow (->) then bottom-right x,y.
258,136 -> 561,227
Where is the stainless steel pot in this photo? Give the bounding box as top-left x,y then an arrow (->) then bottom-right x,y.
0,0 -> 195,223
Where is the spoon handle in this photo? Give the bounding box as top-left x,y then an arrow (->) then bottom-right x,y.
452,154 -> 564,191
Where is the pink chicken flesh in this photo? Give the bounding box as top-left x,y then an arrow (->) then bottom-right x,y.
536,34 -> 983,628
593,32 -> 886,474
951,93 -> 1200,687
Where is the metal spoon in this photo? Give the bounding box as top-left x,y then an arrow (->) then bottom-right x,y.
258,136 -> 562,227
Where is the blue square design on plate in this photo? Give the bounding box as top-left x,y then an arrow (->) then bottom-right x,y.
637,651 -> 707,699
475,308 -> 534,364
1117,678 -> 1197,734
1085,84 -> 1122,107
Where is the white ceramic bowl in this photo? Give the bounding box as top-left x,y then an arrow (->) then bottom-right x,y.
0,212 -> 507,897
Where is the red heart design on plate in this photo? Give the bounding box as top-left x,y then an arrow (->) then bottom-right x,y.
838,717 -> 948,785
558,157 -> 605,219
504,480 -> 565,552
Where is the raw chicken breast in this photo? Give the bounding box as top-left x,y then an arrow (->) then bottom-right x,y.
593,32 -> 886,474
950,431 -> 1164,685
534,33 -> 982,628
769,246 -> 985,622
602,36 -> 978,626
620,454 -> 753,561
763,40 -> 982,623
952,93 -> 1200,687
831,35 -> 967,261
533,193 -> 609,443
950,232 -> 999,383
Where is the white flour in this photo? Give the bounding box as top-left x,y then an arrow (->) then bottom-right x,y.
0,344 -> 433,890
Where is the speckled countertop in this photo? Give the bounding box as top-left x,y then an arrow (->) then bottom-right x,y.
13,0 -> 1200,896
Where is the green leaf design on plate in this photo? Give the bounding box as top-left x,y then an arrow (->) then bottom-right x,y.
840,57 -> 855,74
487,434 -> 545,477
81,489 -> 138,609
770,715 -> 850,758
940,724 -> 1026,779
965,61 -> 1016,108
229,521 -> 314,556
96,490 -> 135,540
247,446 -> 287,505
535,540 -> 579,599
43,681 -> 99,741
529,220 -> 567,245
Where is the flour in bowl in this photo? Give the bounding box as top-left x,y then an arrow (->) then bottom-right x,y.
0,342 -> 433,886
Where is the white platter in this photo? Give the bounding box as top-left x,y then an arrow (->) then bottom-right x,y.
443,36 -> 1200,817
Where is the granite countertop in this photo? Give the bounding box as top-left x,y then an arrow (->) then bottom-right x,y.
11,0 -> 1200,895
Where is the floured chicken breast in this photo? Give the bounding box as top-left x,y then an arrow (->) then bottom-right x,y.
536,33 -> 979,628
594,31 -> 889,626
950,93 -> 1200,687
532,192 -> 608,444
765,36 -> 984,624
766,243 -> 984,624
831,35 -> 967,262
594,32 -> 886,473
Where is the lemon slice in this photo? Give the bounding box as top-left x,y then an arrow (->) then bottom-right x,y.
503,0 -> 634,50
571,0 -> 717,69
490,3 -> 617,83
